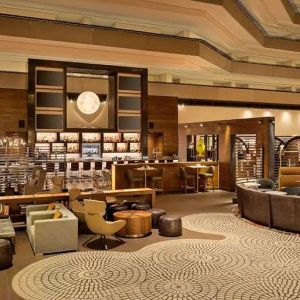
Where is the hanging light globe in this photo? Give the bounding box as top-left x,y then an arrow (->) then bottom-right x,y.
77,91 -> 100,114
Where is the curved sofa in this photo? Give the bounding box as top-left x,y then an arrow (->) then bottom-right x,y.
236,184 -> 300,233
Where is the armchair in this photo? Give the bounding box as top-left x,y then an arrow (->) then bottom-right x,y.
84,199 -> 126,250
69,189 -> 85,224
20,167 -> 46,195
26,204 -> 78,255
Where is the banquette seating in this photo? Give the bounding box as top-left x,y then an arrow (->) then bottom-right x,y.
236,184 -> 300,232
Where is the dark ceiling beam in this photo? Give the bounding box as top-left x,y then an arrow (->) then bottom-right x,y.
0,14 -> 300,79
281,0 -> 300,25
193,0 -> 300,52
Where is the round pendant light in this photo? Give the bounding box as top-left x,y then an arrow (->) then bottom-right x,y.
77,91 -> 100,114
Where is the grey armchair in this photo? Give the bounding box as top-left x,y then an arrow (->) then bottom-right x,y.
256,178 -> 276,192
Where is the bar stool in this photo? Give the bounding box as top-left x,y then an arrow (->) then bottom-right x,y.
81,162 -> 92,182
199,166 -> 215,192
58,162 -> 67,190
126,169 -> 144,188
94,161 -> 103,176
105,161 -> 112,171
69,162 -> 80,183
179,167 -> 196,193
148,168 -> 165,193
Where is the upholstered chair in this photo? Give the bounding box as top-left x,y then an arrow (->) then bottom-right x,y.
20,166 -> 47,195
126,169 -> 144,188
38,176 -> 64,194
69,188 -> 85,224
179,167 -> 196,193
256,178 -> 276,192
84,199 -> 126,250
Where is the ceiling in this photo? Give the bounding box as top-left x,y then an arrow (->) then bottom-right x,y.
0,0 -> 299,91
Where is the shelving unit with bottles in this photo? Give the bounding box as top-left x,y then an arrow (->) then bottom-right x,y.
35,131 -> 141,157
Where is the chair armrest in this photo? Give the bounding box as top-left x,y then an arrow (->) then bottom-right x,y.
31,212 -> 54,225
26,204 -> 49,216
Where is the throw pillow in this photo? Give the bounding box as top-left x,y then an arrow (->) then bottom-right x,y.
53,209 -> 62,219
47,203 -> 56,210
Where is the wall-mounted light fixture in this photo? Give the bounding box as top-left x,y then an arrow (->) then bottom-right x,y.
77,91 -> 100,114
199,123 -> 204,127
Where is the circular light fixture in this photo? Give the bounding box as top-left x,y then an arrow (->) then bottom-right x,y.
77,91 -> 100,115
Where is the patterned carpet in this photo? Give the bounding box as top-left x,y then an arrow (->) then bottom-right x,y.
13,213 -> 300,300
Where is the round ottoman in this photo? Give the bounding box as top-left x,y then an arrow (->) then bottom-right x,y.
159,215 -> 182,237
122,201 -> 140,210
107,204 -> 128,221
148,208 -> 166,228
132,203 -> 151,211
114,210 -> 152,238
0,239 -> 13,270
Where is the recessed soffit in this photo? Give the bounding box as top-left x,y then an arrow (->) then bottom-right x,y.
193,0 -> 300,51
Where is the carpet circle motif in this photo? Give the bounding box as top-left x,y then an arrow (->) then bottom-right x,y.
13,213 -> 300,300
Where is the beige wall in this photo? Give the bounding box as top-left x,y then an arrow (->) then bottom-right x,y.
178,105 -> 300,136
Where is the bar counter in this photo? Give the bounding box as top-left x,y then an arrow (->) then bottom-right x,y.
112,161 -> 219,192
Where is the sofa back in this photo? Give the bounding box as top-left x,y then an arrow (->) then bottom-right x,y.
241,187 -> 270,226
236,184 -> 300,233
270,194 -> 300,232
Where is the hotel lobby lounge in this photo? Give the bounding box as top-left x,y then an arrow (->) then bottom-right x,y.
0,1 -> 299,299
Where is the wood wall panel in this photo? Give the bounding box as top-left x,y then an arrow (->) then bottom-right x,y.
147,96 -> 178,156
0,88 -> 27,133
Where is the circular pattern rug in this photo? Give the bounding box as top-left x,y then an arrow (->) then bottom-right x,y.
13,213 -> 300,300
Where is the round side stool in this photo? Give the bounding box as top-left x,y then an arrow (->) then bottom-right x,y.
159,215 -> 182,237
132,203 -> 151,211
107,204 -> 128,221
0,239 -> 13,270
122,201 -> 140,210
148,208 -> 166,228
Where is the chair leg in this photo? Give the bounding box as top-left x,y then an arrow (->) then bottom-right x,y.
103,235 -> 108,250
113,234 -> 124,243
83,234 -> 97,246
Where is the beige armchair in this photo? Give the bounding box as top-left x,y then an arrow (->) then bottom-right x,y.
84,199 -> 126,250
20,166 -> 46,195
38,176 -> 64,194
69,189 -> 85,224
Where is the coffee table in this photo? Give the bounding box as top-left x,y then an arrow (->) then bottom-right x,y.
113,210 -> 152,238
0,218 -> 15,253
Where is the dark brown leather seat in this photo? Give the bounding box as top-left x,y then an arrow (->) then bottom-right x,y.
0,239 -> 13,270
241,187 -> 270,226
132,203 -> 151,211
148,208 -> 166,228
159,215 -> 182,237
270,195 -> 300,232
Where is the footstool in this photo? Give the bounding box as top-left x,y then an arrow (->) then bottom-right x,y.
107,204 -> 128,221
159,215 -> 182,237
132,203 -> 151,211
122,201 -> 140,209
0,239 -> 13,270
148,208 -> 166,228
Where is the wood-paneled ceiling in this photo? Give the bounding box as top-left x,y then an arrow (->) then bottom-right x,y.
0,0 -> 299,91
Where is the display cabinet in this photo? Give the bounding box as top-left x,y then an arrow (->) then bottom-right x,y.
35,131 -> 141,157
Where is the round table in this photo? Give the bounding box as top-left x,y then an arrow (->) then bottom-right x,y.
135,166 -> 157,188
113,210 -> 152,238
